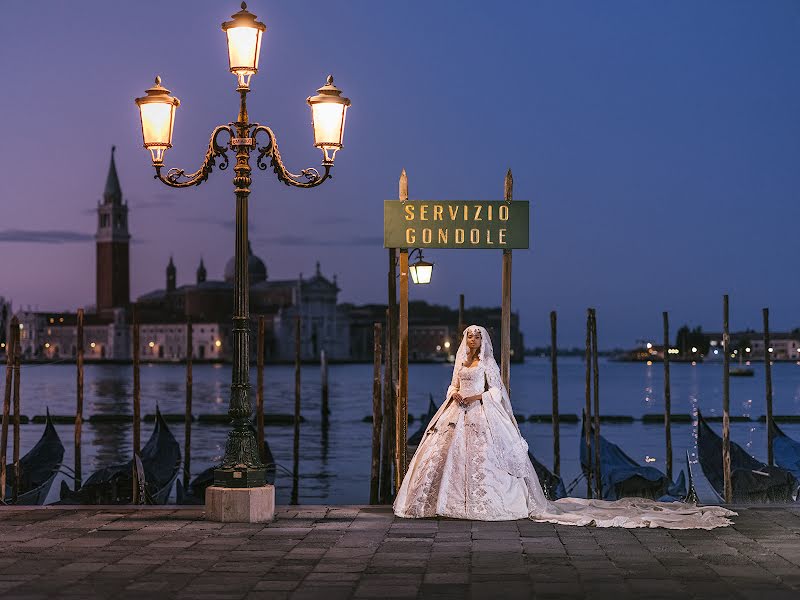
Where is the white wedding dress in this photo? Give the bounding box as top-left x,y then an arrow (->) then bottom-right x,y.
394,325 -> 735,529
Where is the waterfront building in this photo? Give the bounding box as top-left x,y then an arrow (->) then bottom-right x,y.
749,334 -> 800,361
136,253 -> 349,362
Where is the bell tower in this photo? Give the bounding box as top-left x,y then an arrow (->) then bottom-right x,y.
96,146 -> 131,316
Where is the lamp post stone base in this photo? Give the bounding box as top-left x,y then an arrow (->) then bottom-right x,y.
205,485 -> 275,523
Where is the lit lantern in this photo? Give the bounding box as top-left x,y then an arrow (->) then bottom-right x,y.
409,256 -> 434,285
307,75 -> 351,164
135,77 -> 180,164
222,2 -> 266,89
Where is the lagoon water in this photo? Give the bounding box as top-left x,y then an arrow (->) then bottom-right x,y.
4,357 -> 800,505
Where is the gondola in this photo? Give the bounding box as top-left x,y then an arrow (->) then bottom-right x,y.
529,451 -> 567,500
770,419 -> 800,482
408,395 -> 438,451
580,417 -> 686,501
696,410 -> 798,503
58,408 -> 181,505
3,411 -> 65,505
176,423 -> 276,505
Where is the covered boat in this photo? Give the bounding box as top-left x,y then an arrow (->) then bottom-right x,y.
770,419 -> 800,482
59,408 -> 181,504
696,410 -> 798,503
580,417 -> 686,501
3,411 -> 65,505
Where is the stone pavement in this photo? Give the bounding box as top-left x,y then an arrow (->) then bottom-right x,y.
0,505 -> 799,599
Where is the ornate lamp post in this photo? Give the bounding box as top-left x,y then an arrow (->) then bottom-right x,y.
135,2 -> 350,521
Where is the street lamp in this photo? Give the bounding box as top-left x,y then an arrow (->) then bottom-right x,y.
408,249 -> 434,285
135,2 -> 350,517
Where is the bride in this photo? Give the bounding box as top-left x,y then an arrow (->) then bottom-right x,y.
394,325 -> 735,528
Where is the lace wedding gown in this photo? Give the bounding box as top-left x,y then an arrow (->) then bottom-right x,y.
393,326 -> 735,529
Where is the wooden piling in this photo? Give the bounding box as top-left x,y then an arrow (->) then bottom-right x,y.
380,308 -> 394,503
722,295 -> 732,503
75,309 -> 84,489
321,349 -> 330,420
292,314 -> 301,505
590,308 -> 601,500
12,322 -> 20,503
764,307 -> 773,466
550,311 -> 560,476
663,311 -> 672,480
501,169 -> 513,393
584,309 -> 593,499
458,294 -> 465,340
184,318 -> 193,490
257,316 -> 265,463
370,323 -> 383,504
396,169 -> 409,490
0,319 -> 16,502
132,306 -> 141,455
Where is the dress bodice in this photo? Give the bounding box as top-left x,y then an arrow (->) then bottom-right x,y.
458,363 -> 487,397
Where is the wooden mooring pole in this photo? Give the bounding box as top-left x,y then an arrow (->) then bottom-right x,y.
501,169 -> 513,393
0,318 -> 16,502
370,323 -> 383,504
321,349 -> 330,421
722,295 -> 732,503
396,169 -> 409,490
764,307 -> 773,466
292,315 -> 301,505
257,316 -> 266,463
458,294 -> 465,340
550,310 -> 560,476
75,309 -> 84,489
663,311 -> 672,481
584,309 -> 593,499
12,321 -> 21,503
184,318 -> 193,490
132,306 -> 141,455
380,307 -> 394,503
590,308 -> 601,500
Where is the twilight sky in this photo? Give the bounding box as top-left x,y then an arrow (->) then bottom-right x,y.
1,1 -> 798,348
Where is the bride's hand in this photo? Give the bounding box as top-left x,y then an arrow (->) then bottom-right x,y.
451,392 -> 463,404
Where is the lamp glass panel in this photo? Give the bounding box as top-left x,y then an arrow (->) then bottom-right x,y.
226,26 -> 261,72
312,103 -> 346,148
140,102 -> 174,147
410,263 -> 432,285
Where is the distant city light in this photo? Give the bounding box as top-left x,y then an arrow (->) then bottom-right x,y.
644,456 -> 656,463
646,360 -> 653,366
691,346 -> 697,353
646,342 -> 652,349
215,340 -> 222,348
44,342 -> 50,348
768,347 -> 774,353
745,347 -> 751,352
59,318 -> 64,323
19,324 -> 23,330
713,349 -> 719,355
444,341 -> 451,349
90,342 -> 96,349
149,341 -> 155,348
0,343 -> 4,348
691,361 -> 697,366
436,345 -> 441,352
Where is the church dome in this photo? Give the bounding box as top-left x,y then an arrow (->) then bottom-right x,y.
224,241 -> 267,284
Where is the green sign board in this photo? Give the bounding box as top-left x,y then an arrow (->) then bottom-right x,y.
383,200 -> 530,249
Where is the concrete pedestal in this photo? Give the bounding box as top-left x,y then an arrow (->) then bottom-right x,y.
205,485 -> 275,523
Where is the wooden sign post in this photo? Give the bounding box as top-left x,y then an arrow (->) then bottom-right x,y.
385,169 -> 530,487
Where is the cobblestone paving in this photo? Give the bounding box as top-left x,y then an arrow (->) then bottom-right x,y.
0,506 -> 799,599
